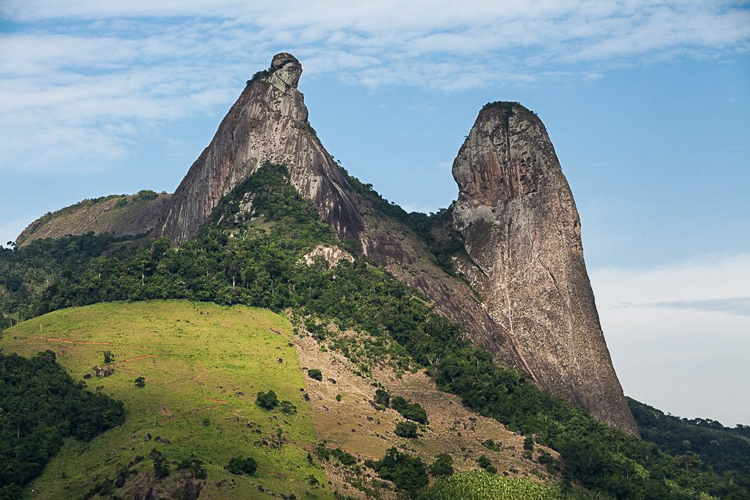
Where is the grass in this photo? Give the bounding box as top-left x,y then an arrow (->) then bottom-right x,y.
0,300 -> 331,499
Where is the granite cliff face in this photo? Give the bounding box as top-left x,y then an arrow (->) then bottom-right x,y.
450,102 -> 637,434
156,53 -> 364,244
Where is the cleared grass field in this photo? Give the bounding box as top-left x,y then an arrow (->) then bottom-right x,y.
0,300 -> 331,499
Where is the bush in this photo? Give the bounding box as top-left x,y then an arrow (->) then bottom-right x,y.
178,457 -> 207,479
374,388 -> 391,407
523,436 -> 534,451
429,454 -> 454,477
308,368 -> 323,381
331,447 -> 357,466
279,400 -> 297,415
391,396 -> 428,424
227,456 -> 258,476
476,455 -> 497,474
367,447 -> 428,494
395,421 -> 419,438
150,449 -> 170,478
256,390 -> 279,410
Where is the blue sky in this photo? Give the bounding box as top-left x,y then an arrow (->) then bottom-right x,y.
1,0 -> 748,425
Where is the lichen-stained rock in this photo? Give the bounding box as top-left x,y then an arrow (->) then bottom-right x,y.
156,53 -> 364,245
451,102 -> 638,435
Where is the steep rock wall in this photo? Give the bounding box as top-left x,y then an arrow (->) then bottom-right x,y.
156,53 -> 364,244
451,102 -> 637,434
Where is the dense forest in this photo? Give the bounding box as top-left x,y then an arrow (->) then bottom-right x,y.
1,163 -> 748,499
0,351 -> 125,499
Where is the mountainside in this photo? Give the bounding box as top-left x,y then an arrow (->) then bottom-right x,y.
1,301 -> 562,499
16,190 -> 169,247
3,161 -> 747,498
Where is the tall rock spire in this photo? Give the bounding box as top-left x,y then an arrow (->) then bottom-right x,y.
451,102 -> 638,434
156,53 -> 364,244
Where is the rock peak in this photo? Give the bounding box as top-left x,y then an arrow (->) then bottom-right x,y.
451,103 -> 639,435
156,53 -> 363,245
269,52 -> 302,89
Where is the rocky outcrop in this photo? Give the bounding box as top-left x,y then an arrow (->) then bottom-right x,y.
16,191 -> 170,247
156,53 -> 364,245
302,245 -> 355,267
450,102 -> 637,434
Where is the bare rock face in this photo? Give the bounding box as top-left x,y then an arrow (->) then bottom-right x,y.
302,245 -> 354,267
16,191 -> 170,247
156,53 -> 364,244
451,102 -> 637,434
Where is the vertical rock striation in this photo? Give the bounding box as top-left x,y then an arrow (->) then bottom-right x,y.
156,53 -> 364,244
451,102 -> 637,434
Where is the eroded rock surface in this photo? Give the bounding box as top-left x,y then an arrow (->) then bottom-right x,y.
156,53 -> 364,244
450,102 -> 637,434
302,245 -> 355,267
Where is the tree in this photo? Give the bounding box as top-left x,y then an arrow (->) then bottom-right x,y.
227,456 -> 257,476
395,421 -> 419,438
255,390 -> 279,410
103,350 -> 114,364
134,377 -> 146,388
308,368 -> 323,381
429,454 -> 454,476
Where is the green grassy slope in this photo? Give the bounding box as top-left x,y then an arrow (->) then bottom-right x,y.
0,300 -> 330,499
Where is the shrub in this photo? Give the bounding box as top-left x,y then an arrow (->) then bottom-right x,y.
256,390 -> 279,410
395,421 -> 419,438
279,400 -> 297,415
331,447 -> 357,466
429,454 -> 454,477
374,388 -> 390,407
150,449 -> 170,479
367,447 -> 428,494
227,456 -> 258,476
391,396 -> 428,424
308,368 -> 323,381
523,436 -> 534,451
178,457 -> 207,479
134,376 -> 146,388
476,455 -> 497,474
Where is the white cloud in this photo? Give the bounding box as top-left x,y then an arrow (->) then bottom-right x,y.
0,1 -> 748,173
591,254 -> 750,425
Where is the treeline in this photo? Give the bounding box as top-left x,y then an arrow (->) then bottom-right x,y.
0,351 -> 125,499
1,163 -> 747,499
629,398 -> 750,492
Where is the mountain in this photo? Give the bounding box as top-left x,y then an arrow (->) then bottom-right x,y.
16,190 -> 169,247
145,53 -> 635,435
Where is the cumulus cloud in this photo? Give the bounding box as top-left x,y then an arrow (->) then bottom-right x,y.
0,0 -> 748,172
590,254 -> 750,425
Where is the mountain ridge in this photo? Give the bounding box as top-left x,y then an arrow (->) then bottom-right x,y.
14,53 -> 634,435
